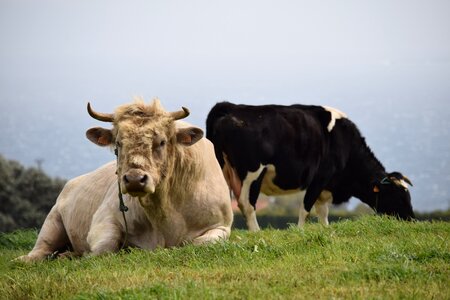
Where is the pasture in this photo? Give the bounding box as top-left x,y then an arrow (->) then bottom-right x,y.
1,216 -> 449,299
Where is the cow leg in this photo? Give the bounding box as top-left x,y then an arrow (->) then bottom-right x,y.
15,207 -> 70,262
238,165 -> 265,231
87,215 -> 123,256
192,226 -> 231,245
315,191 -> 333,226
303,181 -> 327,225
296,190 -> 309,227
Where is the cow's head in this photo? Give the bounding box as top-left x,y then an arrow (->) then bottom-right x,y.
86,99 -> 203,197
372,172 -> 415,220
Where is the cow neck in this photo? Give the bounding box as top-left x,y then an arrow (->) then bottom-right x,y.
348,138 -> 386,210
140,190 -> 168,215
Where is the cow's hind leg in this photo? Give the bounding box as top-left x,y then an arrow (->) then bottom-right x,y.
237,198 -> 259,232
238,165 -> 266,231
15,207 -> 70,262
192,226 -> 231,245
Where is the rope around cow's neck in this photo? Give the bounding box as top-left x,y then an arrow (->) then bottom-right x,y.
117,179 -> 129,251
115,147 -> 129,251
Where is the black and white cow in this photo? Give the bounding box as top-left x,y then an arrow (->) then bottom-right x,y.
206,102 -> 414,231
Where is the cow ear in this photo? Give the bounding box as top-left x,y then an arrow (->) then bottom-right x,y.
176,127 -> 204,146
86,127 -> 113,146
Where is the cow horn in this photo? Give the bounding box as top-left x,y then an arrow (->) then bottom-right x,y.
87,102 -> 114,122
402,175 -> 413,186
170,107 -> 190,120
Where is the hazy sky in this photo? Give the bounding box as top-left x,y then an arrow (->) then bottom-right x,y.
1,0 -> 449,113
1,0 -> 449,211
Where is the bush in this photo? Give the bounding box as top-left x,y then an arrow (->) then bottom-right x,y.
0,154 -> 66,232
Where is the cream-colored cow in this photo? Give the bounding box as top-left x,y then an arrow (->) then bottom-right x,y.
17,99 -> 232,262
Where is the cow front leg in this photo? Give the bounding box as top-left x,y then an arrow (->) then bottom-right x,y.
237,165 -> 266,231
301,182 -> 326,227
87,216 -> 124,256
315,191 -> 332,226
295,190 -> 309,227
299,181 -> 328,226
192,226 -> 231,245
15,207 -> 70,262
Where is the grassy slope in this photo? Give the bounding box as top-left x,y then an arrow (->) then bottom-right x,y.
0,216 -> 449,299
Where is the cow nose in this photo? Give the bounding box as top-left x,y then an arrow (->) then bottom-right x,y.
123,173 -> 148,193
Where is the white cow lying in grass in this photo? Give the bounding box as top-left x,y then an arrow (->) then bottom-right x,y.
17,99 -> 233,261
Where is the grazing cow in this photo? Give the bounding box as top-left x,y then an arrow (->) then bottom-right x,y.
16,99 -> 232,262
206,102 -> 414,231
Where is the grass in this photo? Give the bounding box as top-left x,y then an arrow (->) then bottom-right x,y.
0,216 -> 449,299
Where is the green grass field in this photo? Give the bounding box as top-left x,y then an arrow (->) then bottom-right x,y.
1,216 -> 449,299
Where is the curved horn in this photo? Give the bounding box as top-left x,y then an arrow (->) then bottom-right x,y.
402,175 -> 413,186
170,107 -> 190,120
87,102 -> 114,122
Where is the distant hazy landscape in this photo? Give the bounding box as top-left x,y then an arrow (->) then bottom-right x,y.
1,79 -> 449,213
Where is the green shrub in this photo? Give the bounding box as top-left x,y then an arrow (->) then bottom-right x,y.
0,155 -> 66,232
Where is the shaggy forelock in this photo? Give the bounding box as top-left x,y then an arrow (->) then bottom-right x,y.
114,98 -> 169,123
111,98 -> 175,140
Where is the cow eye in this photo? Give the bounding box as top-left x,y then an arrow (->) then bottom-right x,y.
159,140 -> 166,147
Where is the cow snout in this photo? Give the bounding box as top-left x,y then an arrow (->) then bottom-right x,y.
122,170 -> 154,195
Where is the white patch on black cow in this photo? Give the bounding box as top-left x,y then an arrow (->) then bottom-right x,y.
322,105 -> 347,132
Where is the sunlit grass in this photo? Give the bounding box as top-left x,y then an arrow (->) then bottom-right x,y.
1,216 -> 448,299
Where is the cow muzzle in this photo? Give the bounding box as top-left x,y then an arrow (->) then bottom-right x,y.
121,169 -> 155,196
